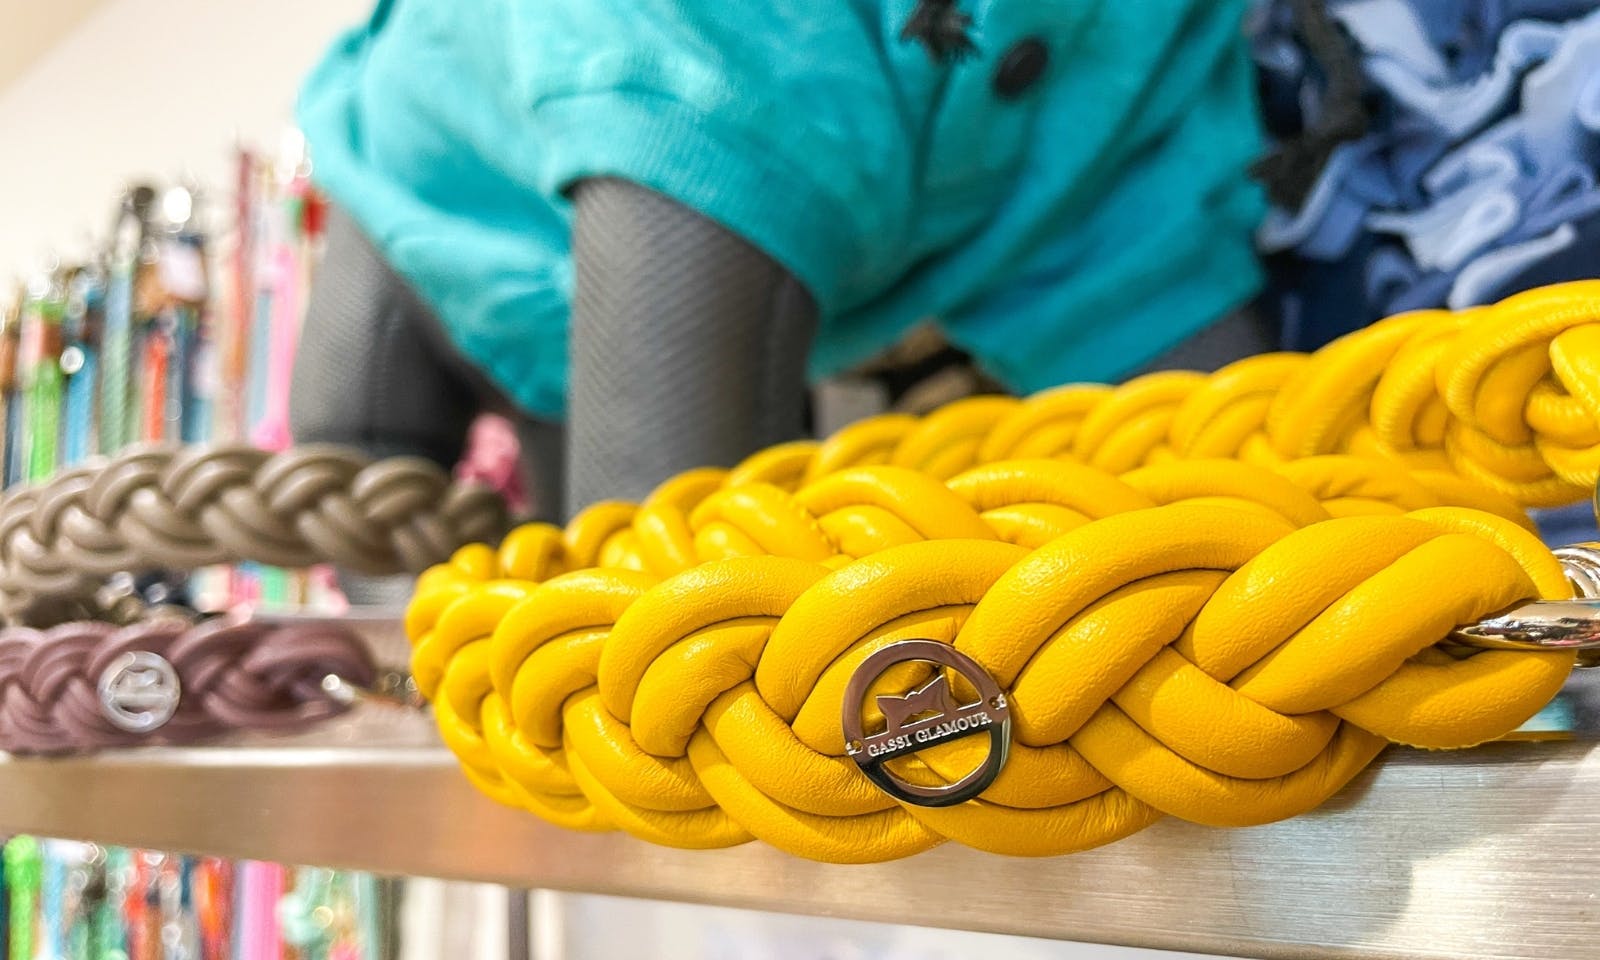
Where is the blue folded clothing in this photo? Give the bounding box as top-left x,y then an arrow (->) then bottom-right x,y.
1251,0 -> 1600,349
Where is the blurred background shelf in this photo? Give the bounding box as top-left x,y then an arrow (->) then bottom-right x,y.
0,617 -> 1594,960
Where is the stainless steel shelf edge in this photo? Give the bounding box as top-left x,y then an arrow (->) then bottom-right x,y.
0,729 -> 1594,960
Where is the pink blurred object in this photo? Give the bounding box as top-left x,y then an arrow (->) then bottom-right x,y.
249,244 -> 299,451
238,861 -> 286,960
456,414 -> 529,514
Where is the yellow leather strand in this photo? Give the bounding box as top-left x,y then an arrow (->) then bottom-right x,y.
406,282 -> 1600,862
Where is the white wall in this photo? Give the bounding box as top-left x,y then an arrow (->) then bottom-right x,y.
0,0 -> 372,285
0,0 -> 112,90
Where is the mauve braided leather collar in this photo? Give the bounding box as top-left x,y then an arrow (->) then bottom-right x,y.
0,616 -> 377,754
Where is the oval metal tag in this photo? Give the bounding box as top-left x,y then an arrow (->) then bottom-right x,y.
98,651 -> 181,734
841,639 -> 1010,808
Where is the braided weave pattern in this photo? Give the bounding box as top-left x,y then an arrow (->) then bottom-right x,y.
540,279 -> 1593,509
406,282 -> 1600,863
0,444 -> 510,618
0,616 -> 375,754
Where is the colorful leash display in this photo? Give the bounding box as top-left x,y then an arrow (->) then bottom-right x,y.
98,187 -> 149,459
280,867 -> 372,960
404,281 -> 1600,863
197,857 -> 234,959
236,861 -> 285,960
249,234 -> 301,454
2,157 -> 339,615
6,836 -> 41,960
21,278 -> 66,484
0,148 -> 404,960
1,301 -> 21,491
0,840 -> 390,960
61,269 -> 103,469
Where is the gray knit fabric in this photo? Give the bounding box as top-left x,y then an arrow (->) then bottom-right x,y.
1134,305 -> 1280,375
566,177 -> 817,513
294,190 -> 1260,531
293,189 -> 818,521
290,206 -> 566,517
290,206 -> 479,467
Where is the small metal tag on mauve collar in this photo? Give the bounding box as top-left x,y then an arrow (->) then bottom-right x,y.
98,650 -> 181,733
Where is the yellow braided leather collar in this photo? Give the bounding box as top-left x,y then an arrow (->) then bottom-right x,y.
406,282 -> 1600,863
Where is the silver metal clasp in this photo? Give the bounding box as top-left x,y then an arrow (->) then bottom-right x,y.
98,651 -> 182,733
842,639 -> 1011,808
1452,599 -> 1600,667
1449,543 -> 1600,666
248,610 -> 424,708
319,670 -> 424,710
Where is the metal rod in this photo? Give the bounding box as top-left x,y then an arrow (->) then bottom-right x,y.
1555,542 -> 1600,599
320,671 -> 426,710
1448,542 -> 1600,666
1451,598 -> 1600,665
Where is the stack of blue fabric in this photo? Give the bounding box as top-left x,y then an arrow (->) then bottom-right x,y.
1251,0 -> 1600,543
1251,0 -> 1600,351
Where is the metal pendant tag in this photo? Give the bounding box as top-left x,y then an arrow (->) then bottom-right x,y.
842,639 -> 1010,808
98,651 -> 181,733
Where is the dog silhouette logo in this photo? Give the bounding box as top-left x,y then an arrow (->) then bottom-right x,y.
842,639 -> 1011,808
877,674 -> 962,734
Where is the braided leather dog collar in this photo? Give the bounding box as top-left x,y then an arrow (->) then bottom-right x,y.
406,281 -> 1600,862
0,614 -> 380,754
0,445 -> 509,623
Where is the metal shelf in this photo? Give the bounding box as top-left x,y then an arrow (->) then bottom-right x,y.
0,618 -> 1595,960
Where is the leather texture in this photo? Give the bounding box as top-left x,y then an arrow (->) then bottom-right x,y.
0,616 -> 374,754
0,444 -> 510,619
406,281 -> 1600,863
